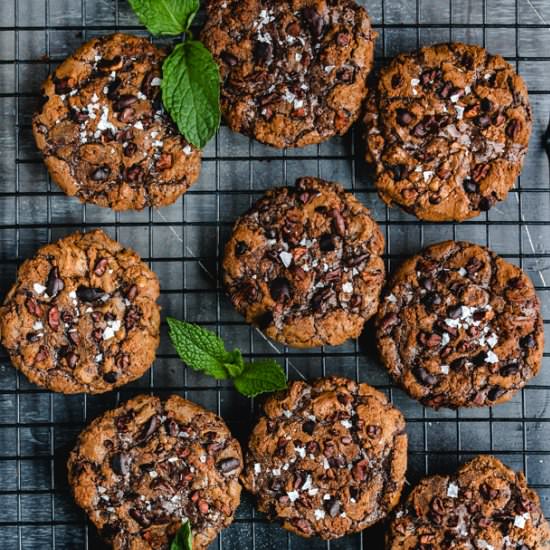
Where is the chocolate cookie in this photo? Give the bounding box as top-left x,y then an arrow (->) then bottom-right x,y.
364,42 -> 531,221
33,33 -> 201,211
0,230 -> 160,394
222,177 -> 385,348
376,241 -> 543,409
68,394 -> 243,550
242,377 -> 407,539
387,455 -> 550,550
201,0 -> 376,148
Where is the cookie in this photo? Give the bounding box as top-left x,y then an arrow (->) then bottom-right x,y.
201,0 -> 376,148
241,377 -> 407,539
68,394 -> 243,550
387,455 -> 550,550
32,33 -> 201,211
376,240 -> 543,409
0,230 -> 160,394
222,177 -> 385,348
364,42 -> 532,221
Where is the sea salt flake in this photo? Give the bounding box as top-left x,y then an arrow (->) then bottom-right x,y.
411,78 -> 420,87
458,267 -> 467,276
340,420 -> 352,429
476,541 -> 494,550
441,364 -> 450,375
183,145 -> 193,155
450,93 -> 461,103
423,171 -> 434,182
287,491 -> 299,502
33,283 -> 46,295
95,354 -> 103,363
254,463 -> 262,474
103,327 -> 116,340
441,333 -> 450,347
295,53 -> 302,62
272,468 -> 281,476
314,509 -> 326,520
447,482 -> 459,498
308,487 -> 319,496
33,321 -> 44,331
485,350 -> 499,364
342,282 -> 353,293
151,77 -> 162,86
148,471 -> 158,478
278,250 -> 293,268
302,475 -> 313,491
514,512 -> 529,529
487,333 -> 498,348
283,410 -> 293,418
295,446 -> 306,458
455,105 -> 465,120
134,121 -> 144,130
324,65 -> 335,73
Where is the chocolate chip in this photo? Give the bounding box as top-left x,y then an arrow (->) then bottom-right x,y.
325,498 -> 341,517
311,288 -> 333,313
235,241 -> 248,256
126,285 -> 138,301
113,94 -> 138,112
388,164 -> 409,181
418,332 -> 442,348
129,508 -> 150,528
302,6 -> 324,37
330,209 -> 346,237
344,253 -> 369,267
256,311 -> 273,330
103,372 -> 117,383
367,424 -> 381,438
118,107 -> 136,123
396,108 -> 414,126
76,285 -> 104,302
419,277 -> 434,291
302,420 -> 315,435
463,178 -> 479,194
221,51 -> 238,66
476,114 -> 491,129
216,457 -> 241,474
125,164 -> 143,182
422,292 -> 441,308
447,305 -> 462,319
479,196 -> 494,211
156,153 -> 173,170
69,108 -> 88,123
137,415 -> 160,445
68,331 -> 80,346
97,55 -> 123,72
319,233 -> 336,252
379,312 -> 399,332
124,142 -> 137,157
111,452 -> 130,475
391,74 -> 402,88
481,98 -> 493,112
66,352 -> 78,368
506,119 -> 521,139
414,366 -> 438,386
46,267 -> 64,298
25,296 -> 43,317
466,257 -> 483,274
269,277 -> 291,303
106,77 -> 122,99
487,387 -> 506,401
90,166 -> 110,181
116,353 -> 130,370
26,332 -> 40,343
93,258 -> 108,277
48,306 -> 60,331
53,76 -> 73,95
520,334 -> 536,349
254,40 -> 273,64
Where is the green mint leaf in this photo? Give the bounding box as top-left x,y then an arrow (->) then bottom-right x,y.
171,519 -> 193,550
161,40 -> 221,148
224,349 -> 245,378
128,0 -> 199,35
233,360 -> 287,397
167,318 -> 231,380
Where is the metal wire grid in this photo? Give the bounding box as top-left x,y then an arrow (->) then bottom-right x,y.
0,0 -> 549,548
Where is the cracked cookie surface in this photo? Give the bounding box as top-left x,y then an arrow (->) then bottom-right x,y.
33,33 -> 201,211
387,455 -> 550,550
222,177 -> 385,348
242,377 -> 407,539
364,42 -> 531,221
202,0 -> 376,148
376,241 -> 543,409
68,394 -> 243,550
0,230 -> 160,394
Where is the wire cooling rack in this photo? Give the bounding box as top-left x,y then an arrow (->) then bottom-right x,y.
0,0 -> 549,548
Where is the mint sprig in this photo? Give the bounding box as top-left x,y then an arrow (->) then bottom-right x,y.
127,0 -> 221,148
128,0 -> 199,36
162,41 -> 221,149
171,519 -> 193,550
167,318 -> 288,397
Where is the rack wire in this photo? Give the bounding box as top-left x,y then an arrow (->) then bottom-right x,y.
0,0 -> 549,548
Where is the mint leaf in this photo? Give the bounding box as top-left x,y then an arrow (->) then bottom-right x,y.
171,519 -> 192,550
233,360 -> 287,397
167,318 -> 230,380
161,40 -> 221,148
128,0 -> 199,36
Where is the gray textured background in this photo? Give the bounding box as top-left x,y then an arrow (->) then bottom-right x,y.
0,0 -> 549,548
